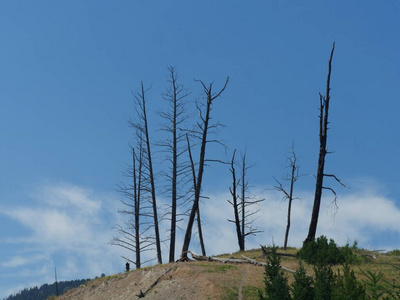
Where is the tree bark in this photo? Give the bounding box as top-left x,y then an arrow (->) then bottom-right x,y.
139,82 -> 162,264
304,43 -> 335,244
133,148 -> 141,268
229,150 -> 244,250
241,152 -> 246,250
169,68 -> 178,263
186,134 -> 207,256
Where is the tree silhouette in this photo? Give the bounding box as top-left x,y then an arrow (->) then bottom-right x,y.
180,77 -> 229,260
304,43 -> 348,244
274,146 -> 301,250
158,67 -> 191,262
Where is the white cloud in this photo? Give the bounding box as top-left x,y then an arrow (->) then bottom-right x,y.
33,183 -> 102,216
191,187 -> 400,256
1,180 -> 400,298
0,182 -> 126,298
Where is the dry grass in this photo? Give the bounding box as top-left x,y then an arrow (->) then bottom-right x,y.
57,247 -> 400,300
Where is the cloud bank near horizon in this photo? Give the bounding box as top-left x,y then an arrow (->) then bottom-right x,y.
1,180 -> 399,297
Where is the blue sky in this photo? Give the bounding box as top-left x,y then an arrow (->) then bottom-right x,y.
1,1 -> 399,297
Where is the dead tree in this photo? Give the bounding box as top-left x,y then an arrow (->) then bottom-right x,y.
274,146 -> 300,250
228,150 -> 243,250
228,149 -> 263,251
186,134 -> 206,256
158,67 -> 191,263
129,83 -> 162,264
111,146 -> 155,268
304,43 -> 348,244
180,77 -> 229,260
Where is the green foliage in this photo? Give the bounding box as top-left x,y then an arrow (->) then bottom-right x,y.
341,242 -> 362,265
259,245 -> 291,300
332,263 -> 366,300
360,269 -> 400,299
291,261 -> 314,300
242,286 -> 261,298
314,264 -> 335,300
386,249 -> 400,256
199,264 -> 237,273
360,269 -> 386,299
384,279 -> 400,300
298,236 -> 359,266
222,287 -> 238,299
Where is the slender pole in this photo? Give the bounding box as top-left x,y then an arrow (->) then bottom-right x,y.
55,266 -> 59,296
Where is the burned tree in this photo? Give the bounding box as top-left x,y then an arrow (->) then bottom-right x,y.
180,77 -> 229,260
129,83 -> 162,264
228,150 -> 263,251
304,43 -> 348,244
111,145 -> 155,268
274,146 -> 300,250
158,67 -> 191,263
228,150 -> 243,250
186,134 -> 206,256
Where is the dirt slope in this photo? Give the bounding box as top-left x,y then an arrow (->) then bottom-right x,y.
56,248 -> 400,299
57,260 -> 267,300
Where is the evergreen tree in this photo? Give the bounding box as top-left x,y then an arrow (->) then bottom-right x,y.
314,264 -> 335,300
291,261 -> 314,300
332,263 -> 366,300
259,245 -> 291,300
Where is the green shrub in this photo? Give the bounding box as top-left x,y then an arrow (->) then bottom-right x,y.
298,236 -> 359,266
387,249 -> 400,256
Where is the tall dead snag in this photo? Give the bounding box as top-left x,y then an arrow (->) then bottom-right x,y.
228,150 -> 243,250
228,150 -> 263,251
304,43 -> 348,244
180,77 -> 229,261
274,146 -> 300,250
129,83 -> 162,264
159,67 -> 191,263
186,134 -> 206,256
133,147 -> 141,268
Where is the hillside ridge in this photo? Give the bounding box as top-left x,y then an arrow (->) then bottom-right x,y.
56,247 -> 400,300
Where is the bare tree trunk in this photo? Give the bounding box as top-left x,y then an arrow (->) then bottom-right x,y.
170,100 -> 177,263
186,134 -> 206,256
283,151 -> 296,250
180,78 -> 229,260
168,67 -> 177,263
228,150 -> 244,250
111,142 -> 150,269
196,205 -> 206,256
240,152 -> 246,250
133,148 -> 141,268
229,150 -> 263,252
138,83 -> 162,264
159,67 -> 190,262
304,43 -> 335,244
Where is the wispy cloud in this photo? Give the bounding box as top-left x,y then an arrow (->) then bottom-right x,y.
1,254 -> 47,268
1,180 -> 399,298
195,185 -> 400,256
0,183 -> 126,298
